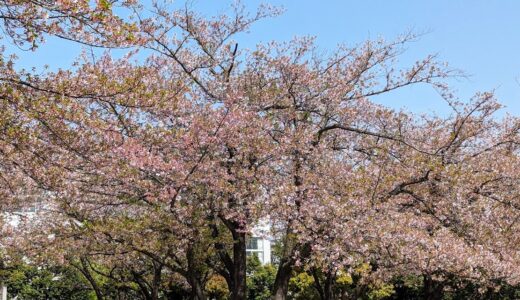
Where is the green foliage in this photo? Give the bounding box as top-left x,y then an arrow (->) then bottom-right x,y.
4,257 -> 520,299
206,274 -> 229,300
0,263 -> 94,300
98,0 -> 112,10
335,271 -> 353,287
367,283 -> 395,300
390,273 -> 520,300
391,274 -> 423,299
247,254 -> 262,274
247,255 -> 276,300
288,271 -> 320,300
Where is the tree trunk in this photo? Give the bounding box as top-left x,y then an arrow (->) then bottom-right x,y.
323,272 -> 335,300
312,268 -> 335,300
187,248 -> 207,300
312,269 -> 325,300
151,262 -> 162,300
272,233 -> 311,300
188,277 -> 206,300
423,274 -> 442,300
231,230 -> 247,300
272,257 -> 293,300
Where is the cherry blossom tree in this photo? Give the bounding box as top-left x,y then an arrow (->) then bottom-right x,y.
0,1 -> 519,300
0,0 -> 142,49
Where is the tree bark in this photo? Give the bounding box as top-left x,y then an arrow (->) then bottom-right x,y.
272,257 -> 293,300
151,262 -> 162,300
323,272 -> 335,300
188,276 -> 206,300
187,247 -> 207,300
312,269 -> 336,300
216,214 -> 248,300
312,269 -> 325,300
423,274 -> 442,300
231,229 -> 247,300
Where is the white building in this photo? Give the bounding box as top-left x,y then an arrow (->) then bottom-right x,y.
246,236 -> 272,265
246,222 -> 273,265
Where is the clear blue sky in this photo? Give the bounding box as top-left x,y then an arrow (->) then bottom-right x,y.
11,0 -> 520,116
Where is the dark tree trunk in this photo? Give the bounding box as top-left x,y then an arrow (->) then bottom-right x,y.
312,268 -> 337,300
323,272 -> 335,300
312,269 -> 325,300
183,245 -> 206,300
151,262 -> 162,300
312,269 -> 336,300
272,257 -> 293,300
218,147 -> 248,300
423,274 -> 443,300
272,232 -> 311,300
188,277 -> 206,300
214,213 -> 248,300
231,229 -> 247,300
187,248 -> 207,300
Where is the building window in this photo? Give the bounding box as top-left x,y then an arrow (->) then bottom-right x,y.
246,236 -> 271,265
246,237 -> 259,250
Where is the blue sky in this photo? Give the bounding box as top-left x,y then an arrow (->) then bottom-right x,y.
11,0 -> 520,116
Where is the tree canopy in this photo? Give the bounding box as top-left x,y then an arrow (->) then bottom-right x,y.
0,1 -> 519,299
